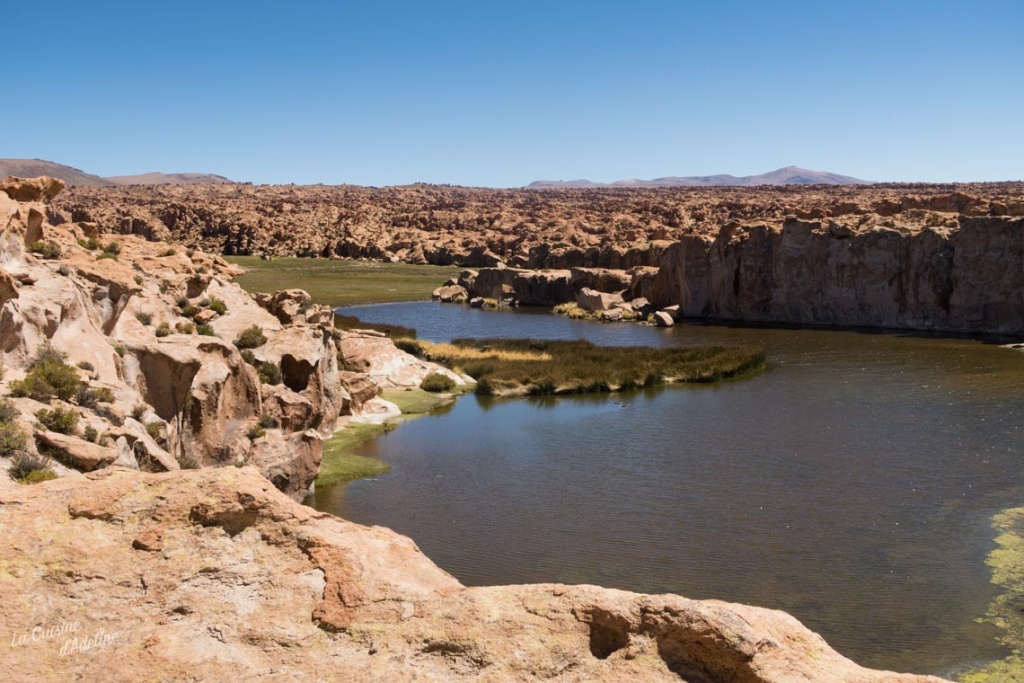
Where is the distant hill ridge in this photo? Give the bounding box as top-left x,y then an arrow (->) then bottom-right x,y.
0,159 -> 234,186
526,166 -> 872,189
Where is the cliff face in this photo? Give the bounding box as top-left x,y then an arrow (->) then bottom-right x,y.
637,217 -> 1024,334
0,466 -> 949,683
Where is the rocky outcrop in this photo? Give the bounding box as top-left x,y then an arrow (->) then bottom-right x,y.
0,466 -> 948,683
339,330 -> 466,389
51,180 -> 1024,268
642,217 -> 1024,334
0,177 -> 453,499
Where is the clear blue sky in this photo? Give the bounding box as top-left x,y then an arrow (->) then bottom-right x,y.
5,1 -> 1022,186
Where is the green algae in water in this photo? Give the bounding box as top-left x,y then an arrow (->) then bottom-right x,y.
315,422 -> 394,488
960,508 -> 1024,682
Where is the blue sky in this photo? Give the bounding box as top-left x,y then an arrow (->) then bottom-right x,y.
5,1 -> 1022,186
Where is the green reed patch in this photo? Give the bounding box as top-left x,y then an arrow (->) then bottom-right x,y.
413,338 -> 765,397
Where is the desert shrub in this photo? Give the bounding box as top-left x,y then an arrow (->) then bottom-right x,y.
155,322 -> 171,337
35,407 -> 79,434
234,325 -> 267,349
135,311 -> 153,325
159,248 -> 176,257
247,424 -> 266,440
18,469 -> 57,484
83,425 -> 99,443
102,241 -> 121,257
0,422 -> 27,457
196,323 -> 215,336
131,405 -> 147,421
175,321 -> 194,334
0,398 -> 18,423
77,237 -> 101,251
28,241 -> 61,259
113,343 -> 126,357
176,451 -> 199,470
9,452 -> 54,482
76,361 -> 95,372
176,296 -> 190,308
146,422 -> 163,442
258,413 -> 278,429
134,274 -> 143,285
8,346 -> 82,402
77,386 -> 109,409
257,362 -> 282,386
420,372 -> 457,393
239,349 -> 257,365
207,296 -> 227,315
58,265 -> 70,276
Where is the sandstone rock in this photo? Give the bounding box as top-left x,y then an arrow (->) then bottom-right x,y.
34,430 -> 117,471
248,429 -> 323,499
653,311 -> 675,327
512,269 -> 573,306
192,308 -> 217,324
0,269 -> 17,305
338,370 -> 378,410
577,287 -> 625,312
570,267 -> 632,293
431,284 -> 468,303
258,288 -> 313,324
340,330 -> 463,390
0,466 -> 948,683
0,175 -> 65,203
262,385 -> 315,432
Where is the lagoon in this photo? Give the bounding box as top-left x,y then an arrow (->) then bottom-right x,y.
311,302 -> 1024,677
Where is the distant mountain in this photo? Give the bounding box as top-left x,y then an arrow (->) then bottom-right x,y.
105,172 -> 234,186
526,166 -> 872,189
0,159 -> 114,187
0,159 -> 234,187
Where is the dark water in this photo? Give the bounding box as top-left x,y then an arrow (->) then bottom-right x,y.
313,302 -> 1024,676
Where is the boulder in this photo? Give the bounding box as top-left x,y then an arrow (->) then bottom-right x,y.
339,330 -> 463,390
431,284 -> 468,303
34,430 -> 117,471
577,287 -> 625,312
653,311 -> 675,327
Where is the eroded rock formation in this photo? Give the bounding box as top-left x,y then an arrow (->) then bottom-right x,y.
0,177 -> 459,498
0,466 -> 949,682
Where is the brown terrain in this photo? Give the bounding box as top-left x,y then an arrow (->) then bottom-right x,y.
54,180 -> 1024,335
0,178 -> 953,681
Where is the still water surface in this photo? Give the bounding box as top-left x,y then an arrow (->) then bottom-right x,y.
312,302 -> 1024,676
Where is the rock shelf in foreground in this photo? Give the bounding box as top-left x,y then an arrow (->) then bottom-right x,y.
0,467 -> 948,682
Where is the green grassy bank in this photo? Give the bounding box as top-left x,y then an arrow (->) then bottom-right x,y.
225,256 -> 460,307
313,387 -> 469,489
